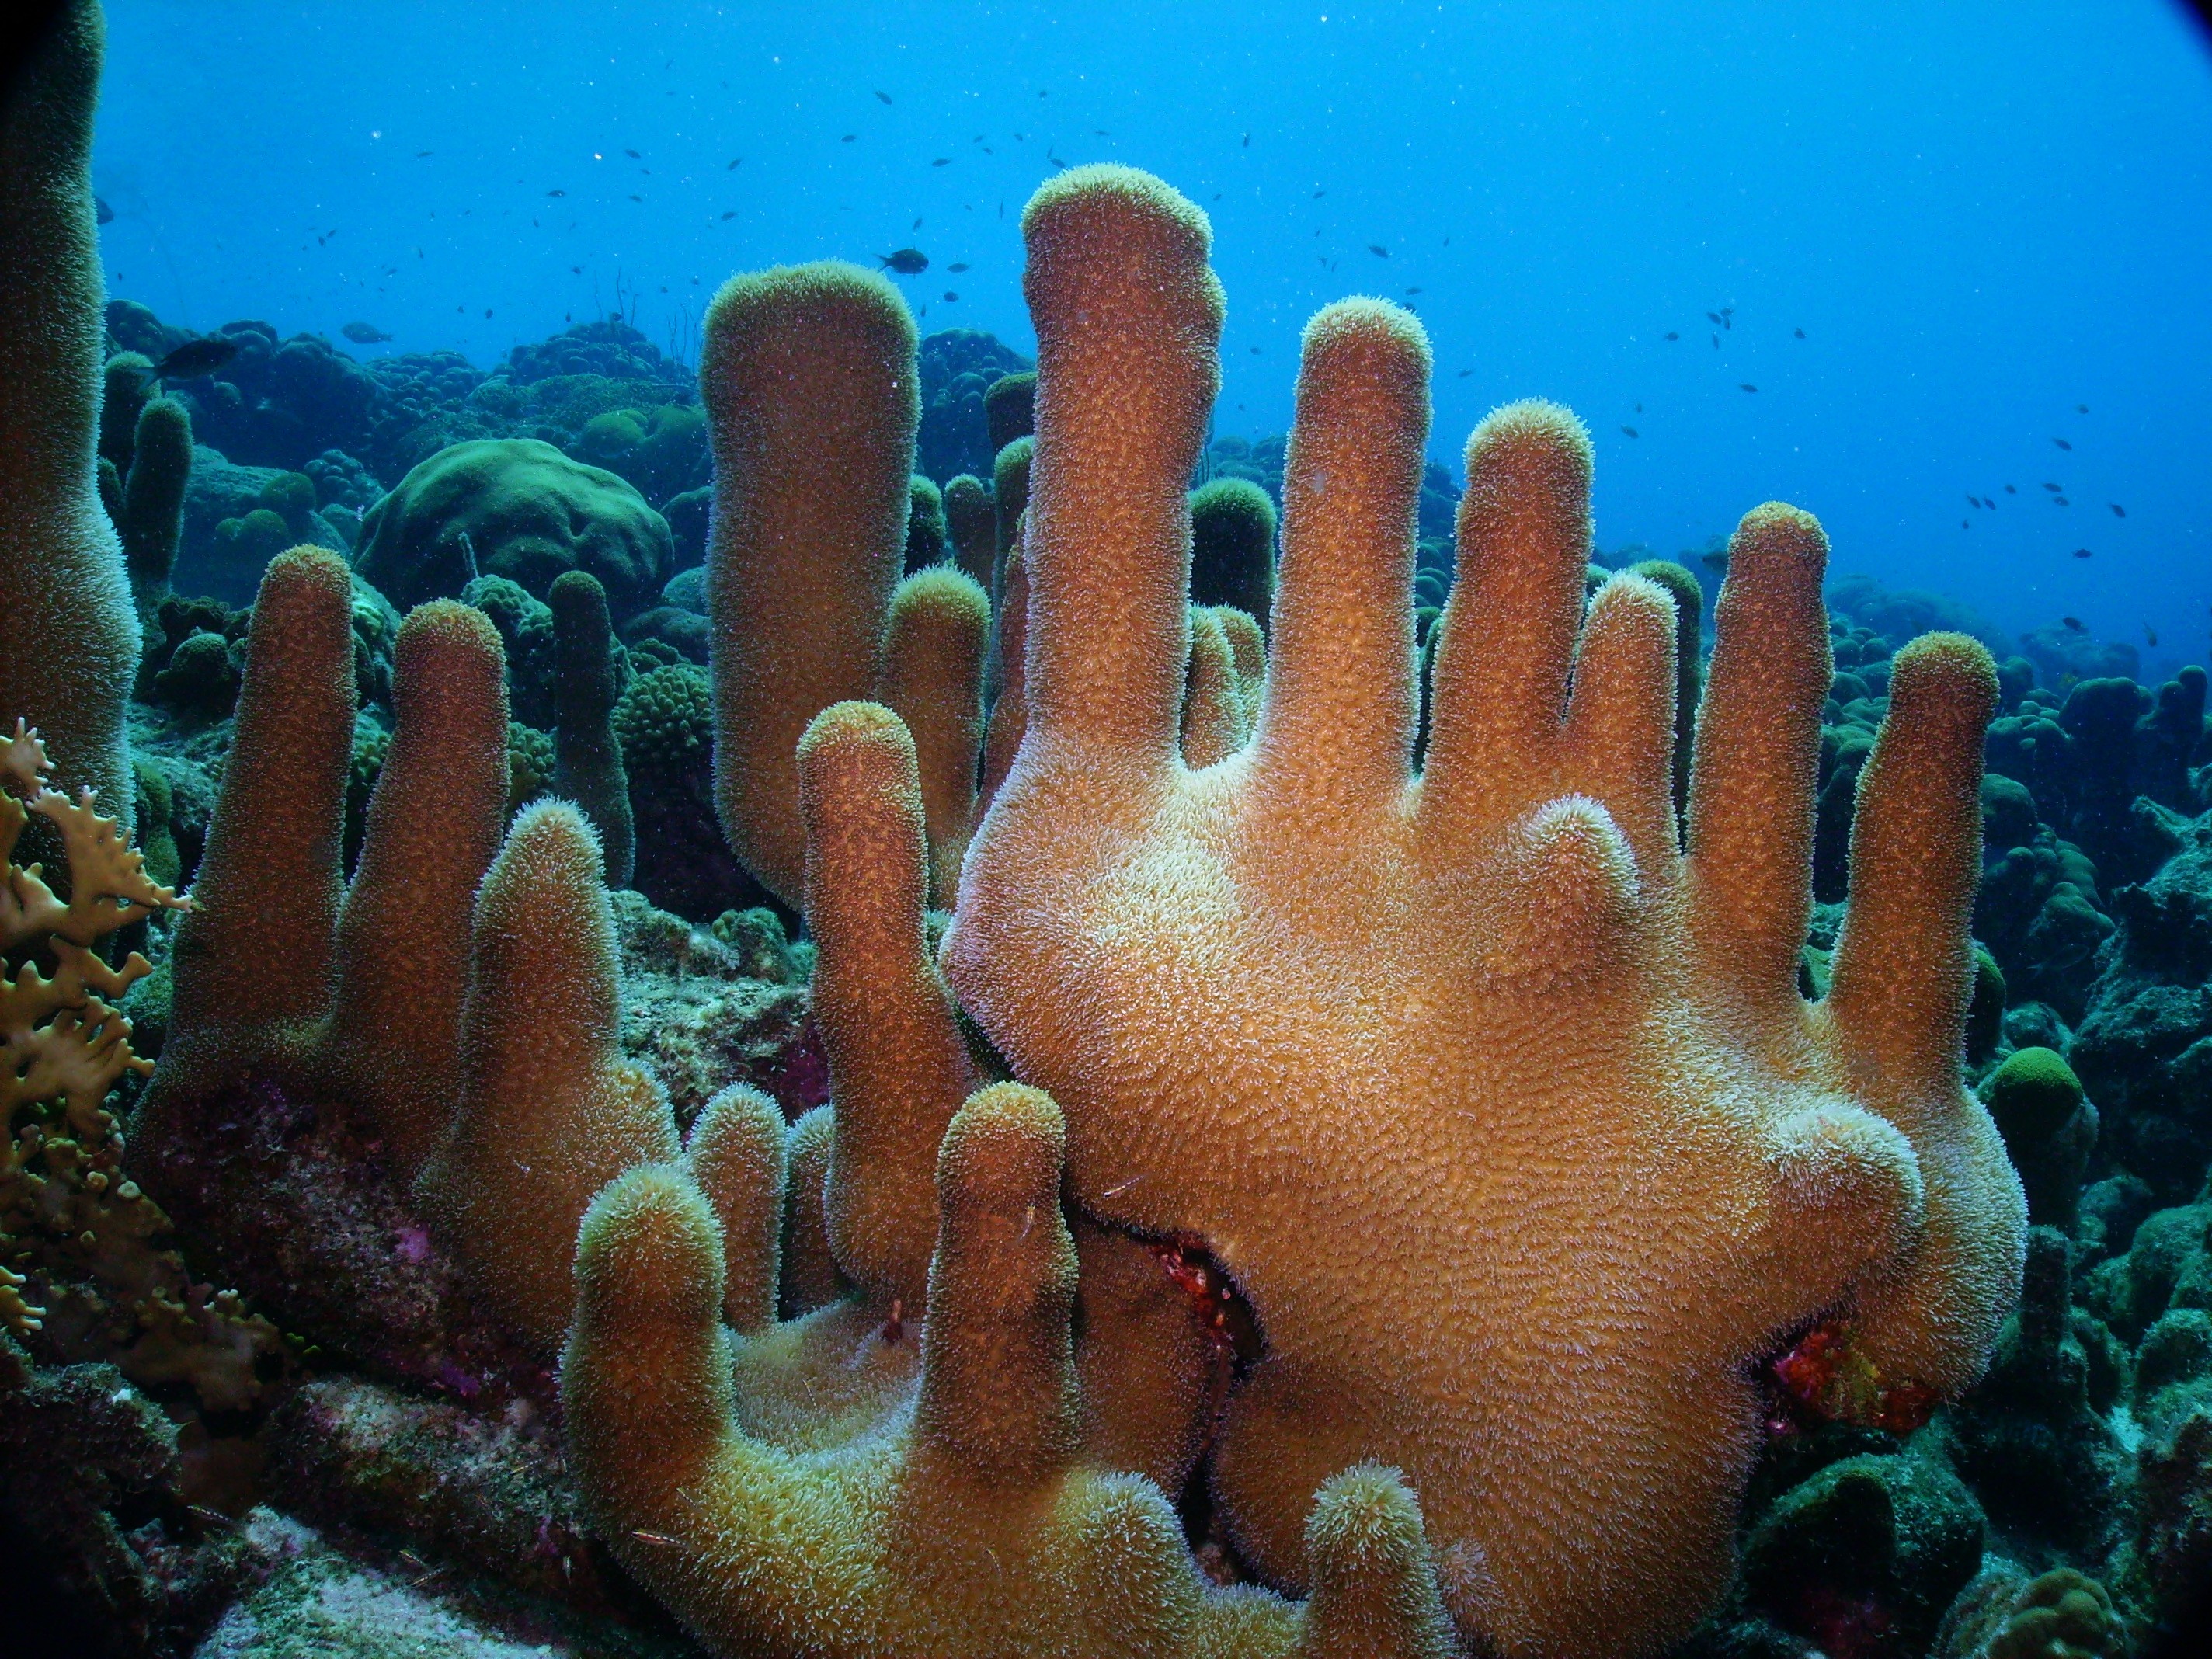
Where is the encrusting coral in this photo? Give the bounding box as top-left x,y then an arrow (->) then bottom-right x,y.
941,164 -> 2026,1658
0,0 -> 141,844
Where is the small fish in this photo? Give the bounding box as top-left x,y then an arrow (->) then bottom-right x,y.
1739,383 -> 1758,393
1243,131 -> 1251,147
416,150 -> 431,158
2053,436 -> 2072,450
1961,520 -> 1970,530
878,247 -> 928,274
1250,346 -> 1261,354
1457,368 -> 1473,378
1706,311 -> 1723,325
1710,334 -> 1720,349
943,290 -> 958,301
628,193 -> 642,202
545,188 -> 565,197
727,158 -> 742,169
2005,484 -> 2017,493
1620,425 -> 1639,438
149,336 -> 240,381
2076,403 -> 2089,413
1369,244 -> 1389,258
2063,615 -> 2087,631
2110,503 -> 2126,517
2144,623 -> 2158,646
1405,286 -> 1423,294
1664,331 -> 1679,341
2054,496 -> 2069,506
912,216 -> 923,229
875,89 -> 892,104
341,322 -> 393,344
95,194 -> 114,224
570,265 -> 582,273
932,158 -> 951,167
1965,494 -> 1980,508
842,134 -> 857,143
484,308 -> 492,318
2043,482 -> 2062,492
1635,402 -> 1643,412
624,148 -> 641,159
720,210 -> 737,220
1312,186 -> 1325,198
947,262 -> 969,272
1793,327 -> 1805,339
1702,550 -> 1730,570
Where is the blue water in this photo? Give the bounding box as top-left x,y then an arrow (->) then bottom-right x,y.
92,2 -> 2212,675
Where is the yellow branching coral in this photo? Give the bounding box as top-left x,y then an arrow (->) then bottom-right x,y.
0,717 -> 273,1410
937,165 -> 2026,1659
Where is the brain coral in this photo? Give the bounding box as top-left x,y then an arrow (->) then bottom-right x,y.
356,436 -> 674,623
941,164 -> 2026,1658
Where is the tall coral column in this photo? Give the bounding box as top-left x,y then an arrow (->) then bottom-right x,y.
0,0 -> 140,838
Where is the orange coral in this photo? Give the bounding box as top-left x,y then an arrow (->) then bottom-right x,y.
944,164 -> 2025,1658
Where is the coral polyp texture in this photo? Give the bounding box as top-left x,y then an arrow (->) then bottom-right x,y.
943,164 -> 2027,1658
0,0 -> 140,839
566,700 -> 1458,1656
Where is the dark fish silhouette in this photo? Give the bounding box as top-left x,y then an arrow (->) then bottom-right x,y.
150,337 -> 239,381
2072,547 -> 2092,558
879,248 -> 928,274
943,291 -> 958,302
933,158 -> 951,167
875,90 -> 892,104
1405,286 -> 1423,294
624,148 -> 641,159
1243,131 -> 1251,146
416,150 -> 431,158
570,265 -> 583,273
2076,403 -> 2089,413
2063,615 -> 2087,630
628,194 -> 643,203
546,188 -> 566,197
341,322 -> 393,344
2005,484 -> 2018,493
2053,437 -> 2072,450
1739,383 -> 1758,393
1664,332 -> 1679,341
1620,426 -> 1639,438
912,217 -> 923,229
728,158 -> 742,169
1721,306 -> 1734,325
1369,245 -> 1389,258
2043,482 -> 2062,492
842,134 -> 857,143
948,262 -> 970,273
1710,334 -> 1720,349
2144,624 -> 2158,646
1793,327 -> 1805,339
1457,368 -> 1473,377
95,195 -> 113,224
2110,503 -> 2126,517
1706,311 -> 1722,325
721,210 -> 737,220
